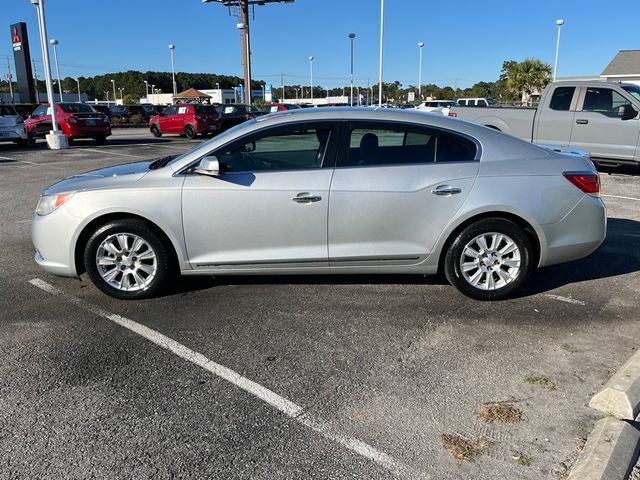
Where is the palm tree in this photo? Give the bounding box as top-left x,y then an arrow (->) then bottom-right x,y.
506,58 -> 552,106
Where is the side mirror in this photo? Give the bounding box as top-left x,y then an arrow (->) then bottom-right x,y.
194,155 -> 220,177
618,104 -> 637,120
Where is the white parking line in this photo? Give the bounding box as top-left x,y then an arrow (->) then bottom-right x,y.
544,294 -> 586,306
28,278 -> 412,478
601,194 -> 640,202
74,148 -> 143,158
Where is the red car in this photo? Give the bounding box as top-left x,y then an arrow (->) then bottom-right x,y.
259,103 -> 301,114
25,103 -> 111,144
149,104 -> 221,139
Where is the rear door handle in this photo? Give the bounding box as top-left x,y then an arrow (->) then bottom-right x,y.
292,192 -> 322,203
431,186 -> 462,196
576,119 -> 589,125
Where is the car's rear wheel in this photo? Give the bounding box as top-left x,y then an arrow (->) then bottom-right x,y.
151,124 -> 162,137
444,218 -> 533,300
84,219 -> 172,300
15,139 -> 28,147
185,125 -> 197,139
94,136 -> 106,145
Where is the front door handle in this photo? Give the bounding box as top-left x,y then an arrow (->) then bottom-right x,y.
431,186 -> 462,196
292,192 -> 322,203
576,119 -> 589,125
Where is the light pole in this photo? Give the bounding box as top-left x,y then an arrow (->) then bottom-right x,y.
111,79 -> 116,105
144,80 -> 149,100
118,87 -> 124,101
418,41 -> 424,100
349,32 -> 356,106
105,91 -> 109,103
553,19 -> 565,82
378,0 -> 384,107
76,77 -> 81,102
31,0 -> 66,149
308,56 -> 314,103
151,84 -> 155,104
169,44 -> 177,96
49,38 -> 62,101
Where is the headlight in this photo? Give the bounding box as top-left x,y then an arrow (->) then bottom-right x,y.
35,192 -> 74,216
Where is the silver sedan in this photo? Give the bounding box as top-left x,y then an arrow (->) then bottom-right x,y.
32,108 -> 606,300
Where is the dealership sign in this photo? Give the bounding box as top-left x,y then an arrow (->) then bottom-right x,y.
10,22 -> 36,103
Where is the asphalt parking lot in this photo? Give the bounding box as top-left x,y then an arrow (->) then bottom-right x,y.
1,128 -> 639,479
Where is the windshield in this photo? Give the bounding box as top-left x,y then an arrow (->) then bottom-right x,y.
166,118 -> 257,168
622,84 -> 640,102
60,103 -> 95,113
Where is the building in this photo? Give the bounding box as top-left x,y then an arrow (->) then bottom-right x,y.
600,50 -> 640,86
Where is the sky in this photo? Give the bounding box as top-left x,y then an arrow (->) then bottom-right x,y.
1,0 -> 634,89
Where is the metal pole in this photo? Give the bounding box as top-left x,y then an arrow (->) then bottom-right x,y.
309,56 -> 314,103
240,0 -> 252,105
76,77 -> 81,102
169,44 -> 177,96
553,19 -> 564,82
111,80 -> 116,105
349,33 -> 355,107
32,58 -> 39,102
378,0 -> 384,107
33,0 -> 60,134
281,72 -> 285,102
6,58 -> 14,101
50,40 -> 62,101
418,41 -> 424,99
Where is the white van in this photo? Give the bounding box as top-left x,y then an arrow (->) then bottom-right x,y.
455,98 -> 496,107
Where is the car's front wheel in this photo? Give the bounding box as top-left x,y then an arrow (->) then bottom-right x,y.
150,124 -> 162,137
84,219 -> 172,299
444,218 -> 534,300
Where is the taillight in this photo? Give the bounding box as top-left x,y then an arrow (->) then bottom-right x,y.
448,112 -> 458,117
563,172 -> 600,196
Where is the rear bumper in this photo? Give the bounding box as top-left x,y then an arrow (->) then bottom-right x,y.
195,123 -> 220,133
0,125 -> 28,141
539,194 -> 607,267
68,125 -> 112,138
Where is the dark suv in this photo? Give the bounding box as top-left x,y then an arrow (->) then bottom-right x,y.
214,103 -> 262,131
109,105 -> 148,121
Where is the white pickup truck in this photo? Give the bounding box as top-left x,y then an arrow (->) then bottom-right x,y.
449,81 -> 640,166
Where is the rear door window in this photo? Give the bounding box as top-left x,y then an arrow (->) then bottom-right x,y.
549,87 -> 575,111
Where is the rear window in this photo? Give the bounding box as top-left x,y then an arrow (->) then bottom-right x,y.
549,87 -> 575,111
60,103 -> 95,113
0,106 -> 17,116
194,105 -> 217,115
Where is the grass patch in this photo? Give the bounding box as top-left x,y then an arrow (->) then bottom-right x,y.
478,401 -> 523,424
513,453 -> 531,466
523,374 -> 556,390
441,433 -> 488,461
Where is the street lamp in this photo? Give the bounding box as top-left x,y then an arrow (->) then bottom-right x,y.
553,19 -> 565,82
31,0 -> 66,149
118,87 -> 124,101
308,56 -> 314,103
76,77 -> 81,102
378,0 -> 385,107
169,44 -> 177,96
49,38 -> 62,101
144,80 -> 149,100
349,33 -> 356,106
151,84 -> 155,104
417,41 -> 424,100
110,79 -> 116,105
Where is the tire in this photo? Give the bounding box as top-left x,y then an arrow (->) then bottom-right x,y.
15,139 -> 28,147
84,219 -> 172,300
150,124 -> 162,137
185,125 -> 197,139
444,218 -> 533,301
94,136 -> 106,145
67,137 -> 75,146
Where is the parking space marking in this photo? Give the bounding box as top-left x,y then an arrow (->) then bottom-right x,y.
28,278 -> 412,478
602,194 -> 640,202
544,294 -> 587,306
74,148 -> 143,158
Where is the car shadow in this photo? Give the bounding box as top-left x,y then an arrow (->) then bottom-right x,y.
596,164 -> 640,176
165,217 -> 639,299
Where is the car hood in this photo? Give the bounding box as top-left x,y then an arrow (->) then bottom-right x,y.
43,160 -> 152,195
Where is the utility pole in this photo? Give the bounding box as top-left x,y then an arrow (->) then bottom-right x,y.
32,58 -> 39,102
6,58 -> 14,101
281,72 -> 284,102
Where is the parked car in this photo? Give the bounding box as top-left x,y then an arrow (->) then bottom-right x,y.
90,104 -> 112,118
12,103 -> 39,120
449,81 -> 640,167
141,104 -> 165,117
455,97 -> 496,107
260,103 -> 301,114
0,104 -> 29,147
32,108 -> 605,301
213,103 -> 261,131
149,103 -> 221,139
416,100 -> 457,116
25,103 -> 111,144
109,104 -> 148,121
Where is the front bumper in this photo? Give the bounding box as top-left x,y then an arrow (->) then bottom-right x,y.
32,206 -> 83,277
0,124 -> 28,141
539,194 -> 607,267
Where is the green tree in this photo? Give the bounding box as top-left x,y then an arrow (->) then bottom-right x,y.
505,58 -> 552,105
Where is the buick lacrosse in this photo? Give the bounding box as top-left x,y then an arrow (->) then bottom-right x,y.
32,108 -> 606,300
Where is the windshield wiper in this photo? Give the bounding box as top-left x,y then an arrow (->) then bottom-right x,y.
149,155 -> 178,170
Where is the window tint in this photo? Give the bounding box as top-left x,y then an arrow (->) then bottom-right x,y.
469,100 -> 477,106
549,87 -> 575,111
0,105 -> 17,116
478,100 -> 487,106
32,106 -> 46,117
195,105 -> 216,115
163,106 -> 178,115
60,103 -> 94,113
341,124 -> 477,167
583,88 -> 630,115
216,126 -> 331,172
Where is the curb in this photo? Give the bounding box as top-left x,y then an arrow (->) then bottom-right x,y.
568,417 -> 640,480
590,348 -> 640,420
